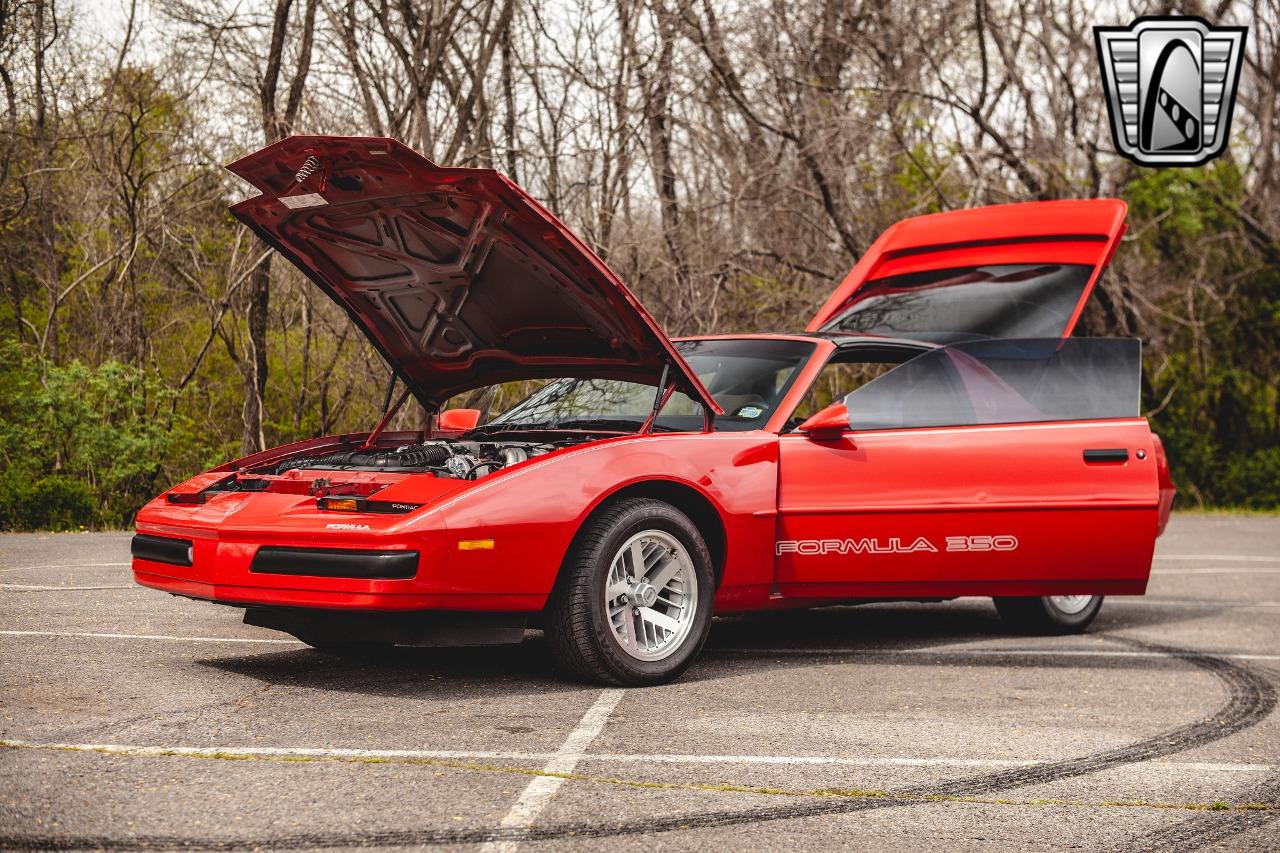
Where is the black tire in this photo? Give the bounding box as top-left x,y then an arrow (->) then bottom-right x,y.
546,498 -> 715,686
993,595 -> 1104,634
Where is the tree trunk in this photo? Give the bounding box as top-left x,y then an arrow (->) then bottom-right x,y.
33,0 -> 60,362
241,260 -> 271,454
637,2 -> 690,314
241,0 -> 318,454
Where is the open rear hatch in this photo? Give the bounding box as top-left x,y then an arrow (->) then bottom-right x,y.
227,136 -> 719,413
807,199 -> 1127,342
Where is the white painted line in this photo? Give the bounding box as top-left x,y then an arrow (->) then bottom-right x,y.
0,583 -> 135,590
0,561 -> 131,576
1151,568 -> 1280,575
3,630 -> 1275,661
0,629 -> 301,645
0,737 -> 561,762
1118,598 -> 1280,608
1153,555 -> 1280,562
480,689 -> 624,853
711,647 -> 1280,661
0,738 -> 1271,775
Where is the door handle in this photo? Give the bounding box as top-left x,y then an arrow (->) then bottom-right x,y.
1083,448 -> 1128,463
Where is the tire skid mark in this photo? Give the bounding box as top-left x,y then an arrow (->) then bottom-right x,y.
1125,774 -> 1280,852
0,637 -> 1273,851
936,637 -> 1276,797
1124,768 -> 1280,851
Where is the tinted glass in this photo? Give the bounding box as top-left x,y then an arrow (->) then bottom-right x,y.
843,338 -> 1141,430
487,339 -> 814,432
821,263 -> 1093,341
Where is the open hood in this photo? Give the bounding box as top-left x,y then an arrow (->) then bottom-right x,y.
807,199 -> 1127,342
227,136 -> 719,413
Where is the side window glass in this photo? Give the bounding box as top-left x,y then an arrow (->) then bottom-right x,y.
841,353 -> 971,430
791,361 -> 902,425
843,338 -> 1141,430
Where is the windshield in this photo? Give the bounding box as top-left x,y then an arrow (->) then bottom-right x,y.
483,339 -> 814,433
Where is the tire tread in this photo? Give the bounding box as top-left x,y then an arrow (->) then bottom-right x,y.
545,497 -> 710,685
993,595 -> 1103,635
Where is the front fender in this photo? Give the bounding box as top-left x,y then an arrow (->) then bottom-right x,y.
418,433 -> 779,606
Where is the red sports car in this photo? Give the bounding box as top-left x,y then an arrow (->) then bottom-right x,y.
132,136 -> 1176,685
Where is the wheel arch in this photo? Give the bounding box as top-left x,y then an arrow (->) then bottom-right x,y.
565,479 -> 728,586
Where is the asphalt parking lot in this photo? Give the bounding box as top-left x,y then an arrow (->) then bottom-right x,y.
1,514 -> 1277,851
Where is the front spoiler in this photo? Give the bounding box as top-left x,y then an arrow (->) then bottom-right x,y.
244,606 -> 527,647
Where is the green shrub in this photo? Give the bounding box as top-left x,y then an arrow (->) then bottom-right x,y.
1220,448 -> 1280,510
0,473 -> 97,531
0,341 -> 195,529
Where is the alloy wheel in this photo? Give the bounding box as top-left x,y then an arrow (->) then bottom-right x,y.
603,530 -> 698,661
1047,595 -> 1094,615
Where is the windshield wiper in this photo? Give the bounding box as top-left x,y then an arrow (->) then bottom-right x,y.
465,421 -> 553,435
466,418 -> 672,436
555,418 -> 674,432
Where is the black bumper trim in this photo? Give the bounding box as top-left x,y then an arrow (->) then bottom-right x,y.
131,534 -> 193,567
250,546 -> 418,579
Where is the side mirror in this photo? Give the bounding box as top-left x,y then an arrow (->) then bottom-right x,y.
797,403 -> 849,441
437,408 -> 481,432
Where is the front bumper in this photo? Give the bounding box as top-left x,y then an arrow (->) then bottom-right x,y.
131,529 -> 546,612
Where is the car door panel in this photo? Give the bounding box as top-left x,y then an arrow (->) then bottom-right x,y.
774,337 -> 1159,599
776,419 -> 1159,597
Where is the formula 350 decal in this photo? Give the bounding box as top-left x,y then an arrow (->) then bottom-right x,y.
776,536 -> 1018,556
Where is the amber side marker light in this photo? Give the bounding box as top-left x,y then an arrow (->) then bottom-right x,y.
457,539 -> 495,551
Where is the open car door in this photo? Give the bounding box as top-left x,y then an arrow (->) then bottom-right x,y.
807,200 -> 1127,342
776,338 -> 1160,598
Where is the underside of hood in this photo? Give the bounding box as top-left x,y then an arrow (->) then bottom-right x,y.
227,136 -> 718,413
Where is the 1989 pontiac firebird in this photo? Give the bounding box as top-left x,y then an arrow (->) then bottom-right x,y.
132,136 -> 1176,685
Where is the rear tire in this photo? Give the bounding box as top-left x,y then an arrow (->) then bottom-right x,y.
546,498 -> 714,686
993,595 -> 1103,634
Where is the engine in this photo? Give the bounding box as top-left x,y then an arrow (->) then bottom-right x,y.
273,439 -> 563,480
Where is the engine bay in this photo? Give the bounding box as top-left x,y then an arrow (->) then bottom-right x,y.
272,438 -> 565,480
170,433 -> 605,508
